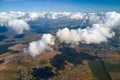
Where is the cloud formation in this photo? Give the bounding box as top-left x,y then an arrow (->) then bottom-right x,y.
24,34 -> 55,57
0,11 -> 120,34
21,11 -> 120,56
56,11 -> 120,45
0,11 -> 30,34
8,19 -> 30,34
0,11 -> 120,56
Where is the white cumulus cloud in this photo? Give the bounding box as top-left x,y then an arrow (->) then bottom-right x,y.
0,11 -> 120,34
8,19 -> 30,34
56,11 -> 120,45
24,34 -> 55,57
22,11 -> 120,57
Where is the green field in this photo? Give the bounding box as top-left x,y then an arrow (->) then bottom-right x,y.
106,63 -> 120,72
0,43 -> 15,54
88,60 -> 110,80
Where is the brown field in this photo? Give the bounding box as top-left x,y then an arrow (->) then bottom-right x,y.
109,72 -> 120,80
0,50 -> 61,80
106,53 -> 120,63
108,53 -> 120,60
8,44 -> 28,51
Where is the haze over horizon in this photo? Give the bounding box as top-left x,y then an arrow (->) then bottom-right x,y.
0,0 -> 120,12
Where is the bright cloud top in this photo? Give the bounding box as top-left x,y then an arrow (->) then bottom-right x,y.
24,34 -> 55,57
0,11 -> 120,56
16,12 -> 120,56
8,19 -> 30,34
57,12 -> 120,44
0,11 -> 120,34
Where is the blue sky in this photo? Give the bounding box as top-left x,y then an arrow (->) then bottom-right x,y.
0,0 -> 120,12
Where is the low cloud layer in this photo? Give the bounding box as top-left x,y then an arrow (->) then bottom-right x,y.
24,34 -> 55,57
19,11 -> 120,56
0,11 -> 120,56
8,19 -> 30,34
57,12 -> 120,44
57,26 -> 114,45
0,11 -> 120,34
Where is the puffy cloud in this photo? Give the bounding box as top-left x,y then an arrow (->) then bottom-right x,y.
0,11 -> 81,34
43,12 -> 85,20
22,11 -> 120,57
8,19 -> 30,34
24,34 -> 55,57
0,11 -> 120,34
56,26 -> 114,45
28,12 -> 40,21
0,11 -> 27,25
0,11 -> 29,34
0,12 -> 10,26
56,11 -> 120,45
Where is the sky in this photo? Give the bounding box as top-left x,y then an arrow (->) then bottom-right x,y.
0,0 -> 120,12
